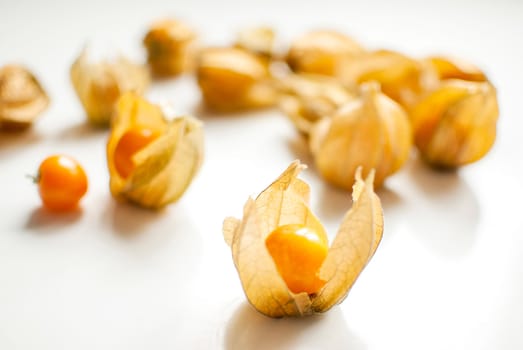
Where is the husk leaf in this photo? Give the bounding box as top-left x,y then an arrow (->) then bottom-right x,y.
312,169 -> 383,311
70,49 -> 149,126
426,56 -> 487,82
278,74 -> 355,135
107,93 -> 203,209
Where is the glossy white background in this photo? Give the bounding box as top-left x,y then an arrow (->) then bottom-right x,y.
1,0 -> 522,349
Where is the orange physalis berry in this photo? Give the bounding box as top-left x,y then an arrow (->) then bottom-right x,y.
113,126 -> 160,179
265,224 -> 328,294
36,155 -> 88,212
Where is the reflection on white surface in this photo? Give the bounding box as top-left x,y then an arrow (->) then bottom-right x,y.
55,121 -> 107,141
224,302 -> 365,350
373,186 -> 403,242
403,157 -> 480,258
0,129 -> 43,158
487,252 -> 523,349
286,135 -> 315,169
103,200 -> 166,237
25,207 -> 84,233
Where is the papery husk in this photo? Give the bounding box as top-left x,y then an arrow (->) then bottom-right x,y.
410,79 -> 498,168
196,47 -> 277,111
286,30 -> 365,76
426,56 -> 487,82
223,161 -> 383,318
311,167 -> 383,311
235,27 -> 276,62
0,65 -> 49,131
310,82 -> 412,189
107,93 -> 204,209
277,74 -> 355,135
143,19 -> 197,77
337,49 -> 438,111
70,50 -> 149,126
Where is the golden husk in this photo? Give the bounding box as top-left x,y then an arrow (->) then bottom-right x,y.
286,30 -> 365,76
223,161 -> 383,317
143,19 -> 197,77
337,49 -> 438,110
310,82 -> 412,189
426,56 -> 488,82
196,47 -> 277,111
410,79 -> 498,168
0,65 -> 49,131
107,93 -> 204,209
70,50 -> 149,126
277,74 -> 355,134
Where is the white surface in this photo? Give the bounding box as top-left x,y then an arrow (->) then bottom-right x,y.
1,0 -> 523,349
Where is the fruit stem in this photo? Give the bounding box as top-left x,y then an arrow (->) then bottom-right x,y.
26,173 -> 39,184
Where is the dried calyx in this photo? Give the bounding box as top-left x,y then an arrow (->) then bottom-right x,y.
309,82 -> 412,189
0,65 -> 49,131
196,47 -> 278,111
223,161 -> 383,317
286,30 -> 365,76
410,79 -> 498,168
70,49 -> 149,126
277,73 -> 355,134
107,93 -> 204,209
143,19 -> 197,77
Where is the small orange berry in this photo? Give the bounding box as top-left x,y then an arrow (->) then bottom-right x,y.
265,224 -> 328,294
36,155 -> 88,211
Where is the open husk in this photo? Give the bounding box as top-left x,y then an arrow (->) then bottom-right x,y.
70,50 -> 149,126
223,161 -> 383,317
309,82 -> 412,189
196,47 -> 277,111
410,79 -> 498,168
107,93 -> 204,209
0,65 -> 49,131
